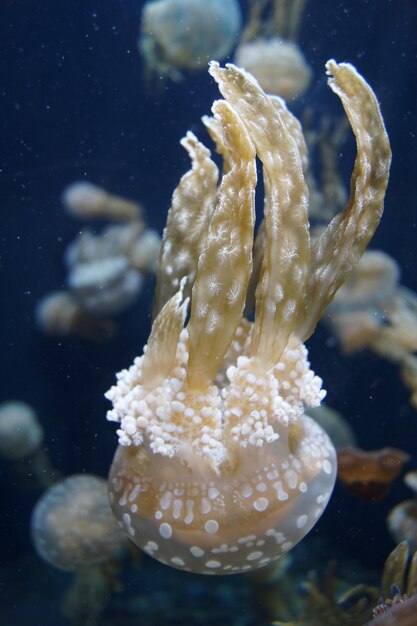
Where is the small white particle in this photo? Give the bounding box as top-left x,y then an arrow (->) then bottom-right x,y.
208,487 -> 220,500
242,484 -> 253,498
323,459 -> 332,474
205,519 -> 219,534
171,557 -> 185,567
159,522 -> 173,539
173,498 -> 183,519
238,535 -> 256,544
254,497 -> 269,511
129,484 -> 141,501
297,514 -> 308,528
155,510 -> 163,520
160,491 -> 173,510
190,546 -> 205,557
247,551 -> 263,561
205,560 -> 221,568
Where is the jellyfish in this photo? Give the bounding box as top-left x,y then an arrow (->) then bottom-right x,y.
62,181 -> 143,222
337,447 -> 410,502
235,38 -> 311,100
0,401 -> 43,461
234,0 -> 311,100
65,224 -> 160,316
139,0 -> 242,83
37,206 -> 161,341
0,401 -> 57,488
105,60 -> 390,574
36,291 -> 115,342
326,250 -> 417,408
31,474 -> 127,571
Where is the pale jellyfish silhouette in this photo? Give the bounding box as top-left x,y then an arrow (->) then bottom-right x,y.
139,0 -> 242,83
235,38 -> 311,100
31,474 -> 127,571
0,401 -> 57,488
234,0 -> 311,100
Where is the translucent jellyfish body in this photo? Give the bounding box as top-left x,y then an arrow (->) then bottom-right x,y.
139,0 -> 242,81
35,291 -> 115,341
106,60 -> 390,574
0,401 -> 43,460
109,367 -> 336,574
31,474 -> 127,571
68,256 -> 143,317
234,38 -> 312,99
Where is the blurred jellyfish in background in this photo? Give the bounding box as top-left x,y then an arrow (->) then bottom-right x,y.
325,250 -> 417,409
234,0 -> 311,100
0,401 -> 57,489
62,181 -> 143,222
31,474 -> 130,624
337,447 -> 410,502
36,291 -> 116,342
138,0 -> 242,84
36,182 -> 161,341
31,474 -> 127,571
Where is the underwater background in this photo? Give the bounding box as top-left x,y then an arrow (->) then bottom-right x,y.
1,0 -> 417,624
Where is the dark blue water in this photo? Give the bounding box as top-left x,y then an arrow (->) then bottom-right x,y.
1,0 -> 417,624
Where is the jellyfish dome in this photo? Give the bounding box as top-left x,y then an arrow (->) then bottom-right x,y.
139,0 -> 242,80
31,474 -> 127,571
234,38 -> 312,100
0,401 -> 43,460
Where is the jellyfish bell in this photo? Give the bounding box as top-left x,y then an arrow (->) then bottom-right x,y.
108,336 -> 336,574
0,401 -> 43,461
35,291 -> 115,341
234,38 -> 312,100
139,0 -> 242,82
31,474 -> 127,571
337,447 -> 410,501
